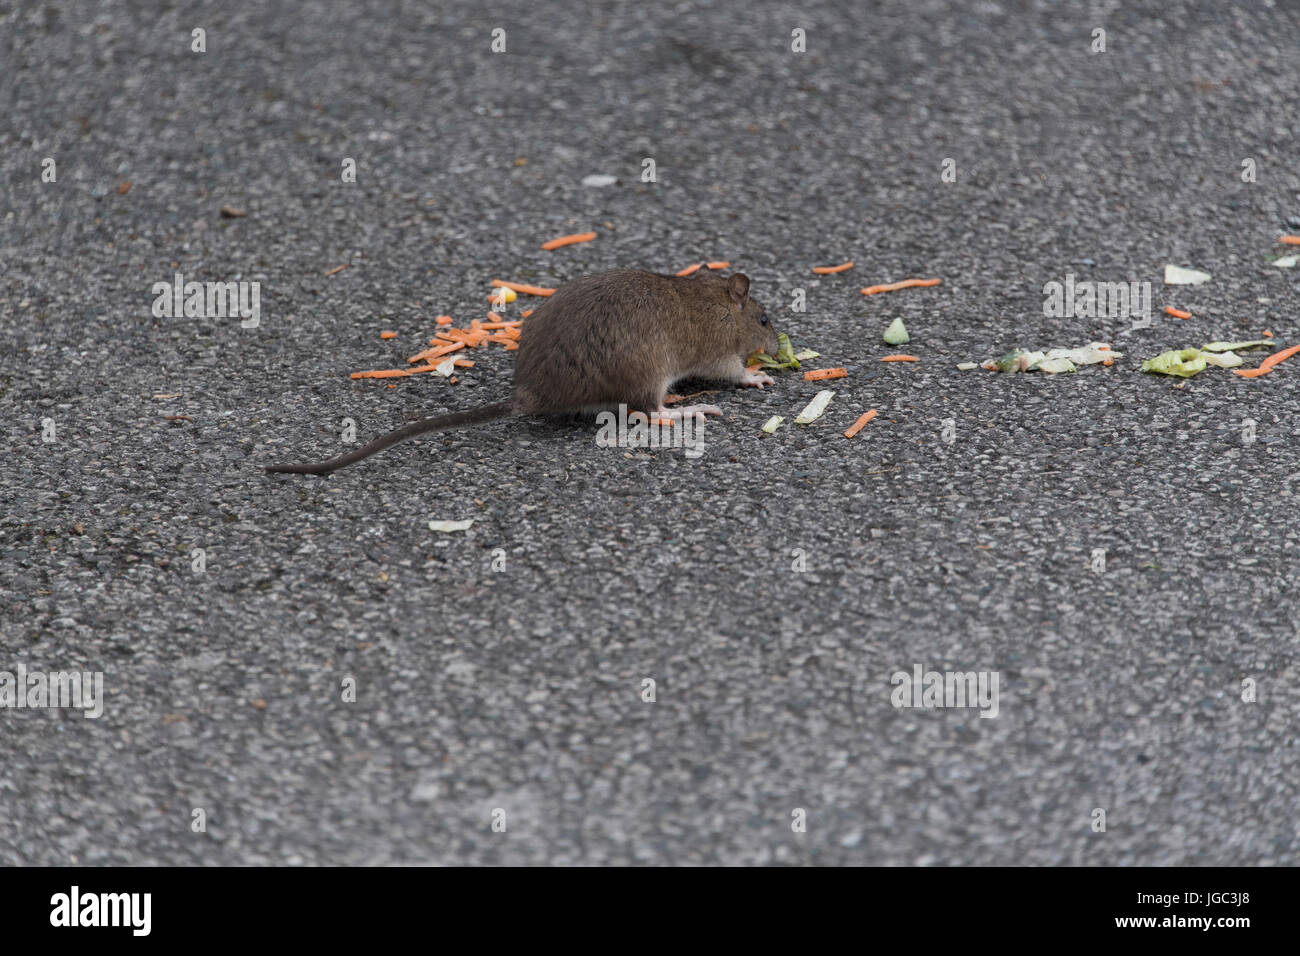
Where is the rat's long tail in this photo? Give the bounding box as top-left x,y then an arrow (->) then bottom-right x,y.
265,401 -> 516,475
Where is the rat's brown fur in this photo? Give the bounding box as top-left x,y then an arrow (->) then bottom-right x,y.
266,269 -> 778,475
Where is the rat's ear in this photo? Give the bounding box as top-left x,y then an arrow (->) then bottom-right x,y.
728,273 -> 750,307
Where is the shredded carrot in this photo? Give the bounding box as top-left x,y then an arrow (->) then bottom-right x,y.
435,315 -> 453,325
1280,235 -> 1300,245
351,368 -> 417,379
812,262 -> 854,274
541,231 -> 597,251
486,312 -> 506,322
469,319 -> 483,332
491,279 -> 556,296
407,341 -> 465,364
881,354 -> 920,362
1260,342 -> 1300,370
448,376 -> 458,384
502,341 -> 518,350
380,330 -> 397,339
651,418 -> 675,427
453,359 -> 474,368
1234,343 -> 1300,377
676,263 -> 703,277
861,278 -> 941,295
521,309 -> 534,318
480,321 -> 521,330
706,261 -> 730,270
324,264 -> 349,277
1262,329 -> 1274,338
804,367 -> 848,381
1164,307 -> 1191,319
1103,357 -> 1114,366
844,409 -> 878,438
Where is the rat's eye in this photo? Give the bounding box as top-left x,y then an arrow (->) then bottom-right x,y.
759,313 -> 769,325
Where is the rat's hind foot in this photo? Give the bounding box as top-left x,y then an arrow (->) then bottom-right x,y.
650,403 -> 723,422
738,370 -> 774,388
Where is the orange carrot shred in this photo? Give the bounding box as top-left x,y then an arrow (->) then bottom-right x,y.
1279,235 -> 1300,245
521,309 -> 534,318
453,359 -> 474,368
804,367 -> 848,381
676,263 -> 703,276
380,330 -> 397,339
1164,307 -> 1191,319
492,280 -> 556,296
861,278 -> 941,295
1260,342 -> 1300,370
435,315 -> 453,325
844,409 -> 878,438
541,231 -> 597,251
881,354 -> 920,362
812,262 -> 854,274
706,261 -> 730,270
1262,329 -> 1274,338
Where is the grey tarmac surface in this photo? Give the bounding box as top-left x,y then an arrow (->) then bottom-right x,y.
1,0 -> 1298,865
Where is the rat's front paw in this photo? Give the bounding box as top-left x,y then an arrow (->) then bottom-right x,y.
739,370 -> 775,389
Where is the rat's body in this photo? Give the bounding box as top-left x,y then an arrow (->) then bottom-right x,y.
266,269 -> 778,475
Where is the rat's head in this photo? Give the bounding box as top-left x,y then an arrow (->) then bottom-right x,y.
698,271 -> 778,360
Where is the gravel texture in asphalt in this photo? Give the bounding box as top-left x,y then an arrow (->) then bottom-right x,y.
1,0 -> 1298,864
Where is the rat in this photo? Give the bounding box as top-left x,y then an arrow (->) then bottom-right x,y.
265,269 -> 779,475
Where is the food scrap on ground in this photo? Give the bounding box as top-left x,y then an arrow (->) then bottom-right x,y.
427,519 -> 474,533
843,409 -> 877,438
804,367 -> 847,381
812,262 -> 854,274
761,416 -> 784,435
706,261 -> 730,270
883,317 -> 909,345
1163,264 -> 1210,285
861,278 -> 941,295
491,279 -> 555,296
1141,348 -> 1206,378
980,343 -> 1120,374
794,390 -> 835,424
676,263 -> 702,276
1233,342 -> 1300,378
380,330 -> 397,339
1201,340 -> 1275,352
1164,307 -> 1191,319
540,231 -> 597,251
1279,235 -> 1300,245
324,264 -> 349,277
1141,339 -> 1287,378
881,354 -> 920,363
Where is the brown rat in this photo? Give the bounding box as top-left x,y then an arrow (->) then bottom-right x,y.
265,268 -> 779,475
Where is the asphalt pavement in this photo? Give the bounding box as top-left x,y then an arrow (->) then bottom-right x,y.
1,0 -> 1298,864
